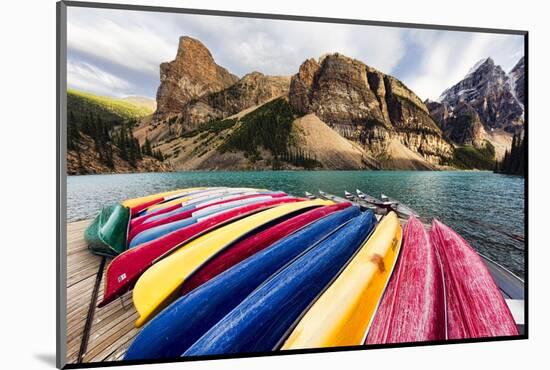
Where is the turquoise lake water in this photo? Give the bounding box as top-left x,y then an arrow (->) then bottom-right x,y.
67,171 -> 525,277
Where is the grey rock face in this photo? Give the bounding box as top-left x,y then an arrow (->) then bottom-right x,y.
437,57 -> 524,132
509,57 -> 525,106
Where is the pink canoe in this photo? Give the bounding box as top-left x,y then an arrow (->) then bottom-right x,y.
430,219 -> 518,339
367,216 -> 446,344
98,197 -> 302,307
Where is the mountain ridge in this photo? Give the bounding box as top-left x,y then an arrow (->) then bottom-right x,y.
435,57 -> 524,133
67,36 -> 525,173
427,56 -> 524,160
288,53 -> 454,166
66,89 -> 170,175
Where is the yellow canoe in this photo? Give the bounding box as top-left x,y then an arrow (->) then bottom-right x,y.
132,198 -> 333,327
121,188 -> 206,209
281,211 -> 402,349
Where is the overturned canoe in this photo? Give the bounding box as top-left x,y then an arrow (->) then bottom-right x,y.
180,201 -> 352,295
184,210 -> 377,356
124,205 -> 360,360
129,190 -> 283,232
366,216 -> 446,344
430,219 -> 518,339
281,211 -> 402,350
128,195 -> 283,247
137,188 -> 260,216
85,188 -> 204,256
99,196 -> 302,307
85,186 -> 523,359
123,188 -> 205,217
129,189 -> 242,228
132,199 -> 332,327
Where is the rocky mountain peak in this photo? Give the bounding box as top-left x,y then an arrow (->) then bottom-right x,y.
288,52 -> 453,165
509,56 -> 525,106
468,57 -> 494,73
175,36 -> 215,63
154,36 -> 239,120
437,57 -> 523,132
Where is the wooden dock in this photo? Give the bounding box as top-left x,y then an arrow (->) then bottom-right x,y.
66,220 -> 139,365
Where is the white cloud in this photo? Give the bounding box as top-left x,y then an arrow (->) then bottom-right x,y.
66,7 -> 523,101
67,60 -> 133,97
67,7 -> 406,79
67,8 -> 176,75
197,18 -> 406,76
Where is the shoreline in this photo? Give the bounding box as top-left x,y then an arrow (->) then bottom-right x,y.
66,168 -> 501,176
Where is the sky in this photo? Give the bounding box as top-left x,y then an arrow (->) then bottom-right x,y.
67,7 -> 524,101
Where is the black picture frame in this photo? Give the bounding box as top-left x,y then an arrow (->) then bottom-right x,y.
56,1 -> 528,368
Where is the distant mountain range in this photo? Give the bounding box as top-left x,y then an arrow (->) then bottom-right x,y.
67,36 -> 525,174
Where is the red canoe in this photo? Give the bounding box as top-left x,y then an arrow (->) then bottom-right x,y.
127,193 -> 286,242
129,198 -> 164,217
98,196 -> 303,307
366,216 -> 446,344
430,219 -> 518,339
180,202 -> 352,295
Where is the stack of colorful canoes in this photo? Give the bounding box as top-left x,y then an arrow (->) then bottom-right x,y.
83,187 -> 520,361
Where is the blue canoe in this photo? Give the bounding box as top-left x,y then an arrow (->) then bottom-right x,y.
128,195 -> 278,248
124,206 -> 362,360
183,210 -> 377,356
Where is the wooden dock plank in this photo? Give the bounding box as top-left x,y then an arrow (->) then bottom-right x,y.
66,219 -> 140,364
66,219 -> 99,364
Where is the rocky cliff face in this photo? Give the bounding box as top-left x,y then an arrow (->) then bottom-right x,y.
153,37 -> 290,133
154,36 -> 239,120
509,56 -> 525,106
289,53 -> 454,165
437,57 -> 524,133
180,72 -> 291,128
427,100 -> 486,147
